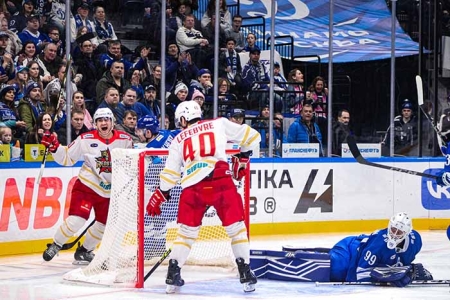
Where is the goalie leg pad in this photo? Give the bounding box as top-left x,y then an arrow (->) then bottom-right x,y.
54,215 -> 86,246
82,221 -> 106,251
171,224 -> 200,268
250,249 -> 331,282
225,221 -> 250,262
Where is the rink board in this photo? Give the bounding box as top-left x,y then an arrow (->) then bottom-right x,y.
1,157 -> 450,255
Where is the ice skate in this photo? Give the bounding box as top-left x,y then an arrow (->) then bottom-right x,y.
43,242 -> 62,261
236,258 -> 257,292
73,245 -> 95,265
165,259 -> 184,294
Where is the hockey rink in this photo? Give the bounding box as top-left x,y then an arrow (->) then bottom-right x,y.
0,231 -> 449,300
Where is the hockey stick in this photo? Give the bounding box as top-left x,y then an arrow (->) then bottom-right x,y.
416,75 -> 445,142
36,57 -> 73,185
144,248 -> 172,282
282,245 -> 331,253
346,135 -> 438,179
315,279 -> 450,286
47,219 -> 95,250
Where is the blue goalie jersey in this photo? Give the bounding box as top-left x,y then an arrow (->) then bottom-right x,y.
330,228 -> 422,282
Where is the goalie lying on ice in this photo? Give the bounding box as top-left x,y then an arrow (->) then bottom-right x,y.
250,212 -> 433,287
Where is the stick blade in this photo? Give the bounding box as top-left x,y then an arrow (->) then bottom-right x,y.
416,75 -> 424,106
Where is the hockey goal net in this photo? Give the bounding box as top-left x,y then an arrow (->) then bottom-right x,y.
63,148 -> 250,288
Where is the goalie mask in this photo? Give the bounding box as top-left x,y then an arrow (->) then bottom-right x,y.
387,212 -> 412,249
174,101 -> 202,128
137,115 -> 159,135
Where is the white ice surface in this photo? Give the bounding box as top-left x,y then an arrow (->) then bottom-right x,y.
0,231 -> 449,300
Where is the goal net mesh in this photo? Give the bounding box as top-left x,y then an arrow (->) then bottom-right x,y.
63,148 -> 248,287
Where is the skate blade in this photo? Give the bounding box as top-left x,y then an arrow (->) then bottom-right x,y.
165,285 -> 180,294
243,283 -> 255,293
72,260 -> 90,265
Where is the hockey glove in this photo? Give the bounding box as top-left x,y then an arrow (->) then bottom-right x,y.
370,265 -> 413,288
410,263 -> 433,281
436,171 -> 450,186
231,151 -> 251,181
41,132 -> 60,153
146,188 -> 170,217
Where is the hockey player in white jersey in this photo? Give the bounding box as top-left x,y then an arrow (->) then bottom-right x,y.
41,108 -> 133,264
146,101 -> 261,293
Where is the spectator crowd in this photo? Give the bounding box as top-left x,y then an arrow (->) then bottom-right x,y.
0,0 -> 425,159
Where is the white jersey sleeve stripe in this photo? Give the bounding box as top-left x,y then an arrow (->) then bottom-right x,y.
162,167 -> 181,177
160,174 -> 178,186
239,127 -> 251,147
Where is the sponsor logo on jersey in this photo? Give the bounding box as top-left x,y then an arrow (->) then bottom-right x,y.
186,162 -> 208,175
90,143 -> 98,147
95,149 -> 112,174
421,168 -> 450,210
82,134 -> 94,139
119,134 -> 130,139
100,181 -> 111,191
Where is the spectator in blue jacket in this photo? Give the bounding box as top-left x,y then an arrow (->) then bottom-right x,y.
287,103 -> 323,156
116,88 -> 152,125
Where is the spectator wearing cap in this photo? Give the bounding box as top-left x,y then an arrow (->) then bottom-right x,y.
382,99 -> 418,156
71,3 -> 96,44
169,82 -> 189,107
140,84 -> 161,118
43,62 -> 78,112
8,0 -> 35,34
142,64 -> 164,100
242,47 -> 272,110
227,108 -> 245,125
189,68 -> 213,102
0,17 -> 22,56
116,88 -> 152,125
165,42 -> 199,94
18,81 -> 46,132
0,31 -> 15,83
18,14 -> 49,51
192,89 -> 205,107
0,85 -> 27,140
7,66 -> 28,99
219,37 -> 243,94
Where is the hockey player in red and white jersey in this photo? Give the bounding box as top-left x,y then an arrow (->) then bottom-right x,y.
146,101 -> 261,293
41,108 -> 133,264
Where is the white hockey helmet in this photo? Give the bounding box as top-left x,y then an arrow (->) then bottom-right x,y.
94,107 -> 114,122
386,212 -> 412,249
174,101 -> 202,128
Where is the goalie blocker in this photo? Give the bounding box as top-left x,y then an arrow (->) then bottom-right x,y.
250,249 -> 432,286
